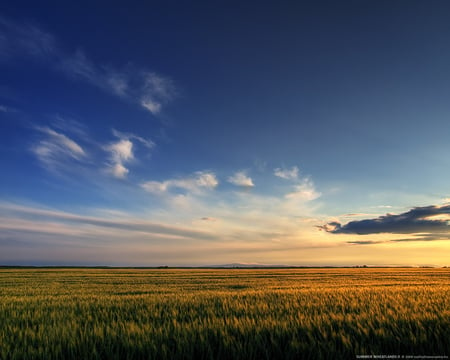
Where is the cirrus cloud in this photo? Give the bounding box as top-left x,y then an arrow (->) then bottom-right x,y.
141,171 -> 219,195
32,126 -> 87,172
1,16 -> 177,118
0,15 -> 57,61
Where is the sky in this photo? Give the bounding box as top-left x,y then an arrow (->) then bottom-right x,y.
1,1 -> 450,266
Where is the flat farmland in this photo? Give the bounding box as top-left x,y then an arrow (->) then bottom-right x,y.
0,268 -> 449,359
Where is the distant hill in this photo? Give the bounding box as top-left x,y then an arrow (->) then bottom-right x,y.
207,263 -> 290,268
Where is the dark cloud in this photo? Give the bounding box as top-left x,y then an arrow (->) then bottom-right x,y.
391,233 -> 450,242
346,240 -> 384,245
321,204 -> 450,235
347,234 -> 450,245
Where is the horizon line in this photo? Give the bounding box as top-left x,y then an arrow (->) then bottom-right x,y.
1,264 -> 447,269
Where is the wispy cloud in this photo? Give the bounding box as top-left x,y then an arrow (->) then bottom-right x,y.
0,104 -> 17,113
140,72 -> 176,115
0,16 -> 57,61
61,52 -> 177,116
201,217 -> 218,222
347,234 -> 450,246
346,240 -> 384,245
105,70 -> 128,97
60,49 -> 97,83
60,51 -> 177,116
285,178 -> 321,201
342,213 -> 376,217
51,115 -> 89,138
0,200 -> 331,266
372,205 -> 393,209
273,165 -> 320,202
111,129 -> 154,150
1,16 -> 177,117
30,121 -> 154,180
274,166 -> 299,180
141,171 -> 218,194
227,171 -> 254,188
60,50 -> 127,98
0,202 -> 217,242
32,126 -> 87,172
321,204 -> 450,235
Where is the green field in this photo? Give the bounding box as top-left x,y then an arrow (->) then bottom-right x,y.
0,268 -> 449,359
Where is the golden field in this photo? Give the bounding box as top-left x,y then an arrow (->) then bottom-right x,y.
0,268 -> 449,359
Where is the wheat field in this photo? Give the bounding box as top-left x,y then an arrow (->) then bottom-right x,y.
0,268 -> 449,359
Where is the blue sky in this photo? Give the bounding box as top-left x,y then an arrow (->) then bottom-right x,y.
1,1 -> 450,266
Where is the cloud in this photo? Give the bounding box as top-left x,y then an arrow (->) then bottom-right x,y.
104,129 -> 155,179
141,171 -> 219,194
346,234 -> 450,246
61,49 -> 97,83
141,99 -> 161,114
321,204 -> 450,235
195,171 -> 219,188
342,213 -> 375,217
285,178 -> 321,201
108,163 -> 129,179
62,58 -> 177,116
1,16 -> 176,117
51,115 -> 89,138
61,54 -> 177,116
346,240 -> 383,245
141,181 -> 169,194
32,126 -> 86,171
0,200 -> 328,266
111,129 -> 154,150
201,217 -> 218,222
0,104 -> 17,113
0,202 -> 217,242
106,71 -> 128,97
140,72 -> 176,115
31,124 -> 153,179
227,171 -> 254,188
105,139 -> 133,179
0,16 -> 57,61
61,53 -> 176,116
391,234 -> 450,242
273,166 -> 320,203
274,166 -> 299,180
108,139 -> 133,162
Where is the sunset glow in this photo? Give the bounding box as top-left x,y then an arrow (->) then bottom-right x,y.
1,2 -> 450,266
